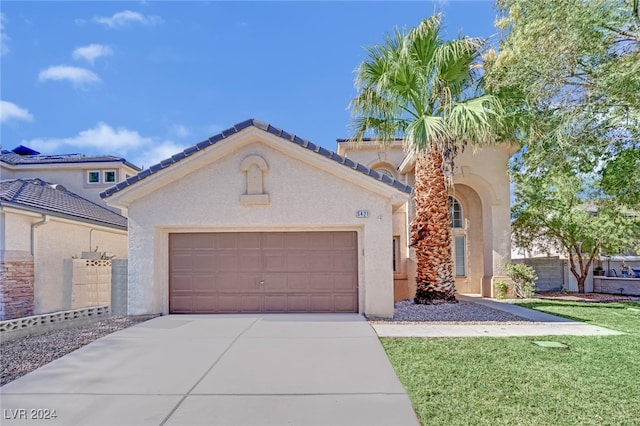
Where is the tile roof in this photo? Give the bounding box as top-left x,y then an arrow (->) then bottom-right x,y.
0,178 -> 127,230
1,150 -> 141,171
101,119 -> 413,199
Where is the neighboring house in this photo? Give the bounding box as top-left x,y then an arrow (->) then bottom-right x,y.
102,119 -> 513,318
0,178 -> 128,320
1,145 -> 141,213
337,138 -> 515,301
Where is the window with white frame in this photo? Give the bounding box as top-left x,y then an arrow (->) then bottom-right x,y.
454,235 -> 466,277
103,170 -> 116,183
87,171 -> 101,184
450,196 -> 463,228
449,196 -> 466,276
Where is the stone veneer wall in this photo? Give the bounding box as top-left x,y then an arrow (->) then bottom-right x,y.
0,252 -> 35,320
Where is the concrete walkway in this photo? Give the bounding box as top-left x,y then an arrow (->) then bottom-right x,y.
372,295 -> 623,338
0,314 -> 419,426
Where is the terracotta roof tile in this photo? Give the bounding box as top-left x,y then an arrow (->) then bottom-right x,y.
1,178 -> 127,229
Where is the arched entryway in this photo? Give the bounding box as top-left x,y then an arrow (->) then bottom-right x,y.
451,184 -> 484,294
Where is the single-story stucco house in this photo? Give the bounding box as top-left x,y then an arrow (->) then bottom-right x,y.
102,119 -> 514,318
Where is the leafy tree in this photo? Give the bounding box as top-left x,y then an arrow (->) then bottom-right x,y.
510,154 -> 639,292
349,15 -> 505,303
485,0 -> 640,292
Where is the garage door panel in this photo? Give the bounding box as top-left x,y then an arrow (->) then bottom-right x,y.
192,253 -> 216,270
286,253 -> 308,271
334,252 -> 357,271
170,275 -> 194,292
334,232 -> 357,248
217,253 -> 238,270
287,273 -> 309,291
239,253 -> 261,270
263,253 -> 286,271
241,295 -> 263,312
306,274 -> 333,292
170,254 -> 194,271
264,295 -> 286,312
310,233 -> 333,249
287,295 -> 310,312
285,233 -> 308,249
309,295 -> 332,312
308,254 -> 332,270
169,232 -> 358,313
217,295 -> 241,313
215,233 -> 239,249
237,233 -> 261,249
170,295 -> 195,313
263,233 -> 285,249
332,273 -> 357,292
171,233 -> 213,250
192,275 -> 215,292
261,273 -> 287,291
193,296 -> 219,313
217,273 -> 259,292
334,295 -> 358,312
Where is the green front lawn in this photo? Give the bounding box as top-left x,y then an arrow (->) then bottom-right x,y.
382,300 -> 640,425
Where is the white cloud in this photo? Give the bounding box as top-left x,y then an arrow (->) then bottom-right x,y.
1,13 -> 9,56
134,140 -> 188,168
38,65 -> 100,87
25,122 -> 151,154
93,10 -> 163,29
1,100 -> 34,123
170,124 -> 190,138
73,44 -> 113,64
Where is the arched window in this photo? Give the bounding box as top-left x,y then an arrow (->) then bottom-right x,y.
375,167 -> 395,179
449,197 -> 463,228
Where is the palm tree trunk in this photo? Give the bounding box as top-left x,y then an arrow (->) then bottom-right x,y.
410,145 -> 457,303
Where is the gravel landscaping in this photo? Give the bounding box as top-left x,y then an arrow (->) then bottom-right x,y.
368,299 -> 535,324
1,315 -> 153,386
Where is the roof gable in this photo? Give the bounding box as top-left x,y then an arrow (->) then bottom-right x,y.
101,119 -> 412,200
0,178 -> 127,230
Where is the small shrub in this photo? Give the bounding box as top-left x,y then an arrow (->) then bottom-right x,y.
505,263 -> 537,298
494,280 -> 510,299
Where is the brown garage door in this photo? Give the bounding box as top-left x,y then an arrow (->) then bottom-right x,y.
169,231 -> 358,313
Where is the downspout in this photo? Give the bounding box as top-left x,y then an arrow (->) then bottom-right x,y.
31,215 -> 50,256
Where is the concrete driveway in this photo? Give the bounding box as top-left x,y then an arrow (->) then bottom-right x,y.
0,314 -> 419,426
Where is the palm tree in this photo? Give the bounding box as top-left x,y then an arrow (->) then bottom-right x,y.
349,14 -> 504,303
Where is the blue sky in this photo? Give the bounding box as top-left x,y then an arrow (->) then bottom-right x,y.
1,1 -> 499,169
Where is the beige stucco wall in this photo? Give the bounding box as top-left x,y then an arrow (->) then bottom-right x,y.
1,208 -> 127,314
337,140 -> 408,181
452,146 -> 512,297
339,141 -> 513,299
113,131 -> 407,317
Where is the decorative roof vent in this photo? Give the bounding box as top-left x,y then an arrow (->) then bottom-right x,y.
49,183 -> 67,192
